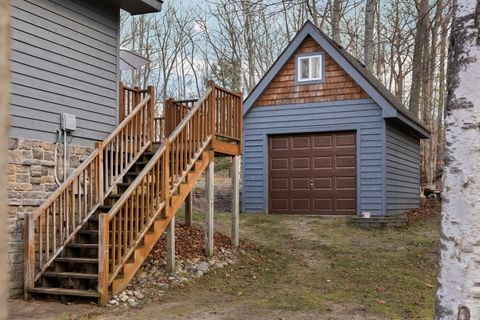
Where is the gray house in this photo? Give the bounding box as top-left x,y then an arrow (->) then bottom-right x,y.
8,0 -> 162,296
242,21 -> 430,216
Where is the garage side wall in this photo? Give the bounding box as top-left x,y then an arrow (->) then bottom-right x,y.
242,98 -> 386,215
385,121 -> 421,214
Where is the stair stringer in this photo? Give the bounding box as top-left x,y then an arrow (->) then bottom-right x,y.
109,149 -> 214,295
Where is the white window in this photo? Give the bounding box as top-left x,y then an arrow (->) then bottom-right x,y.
297,54 -> 323,83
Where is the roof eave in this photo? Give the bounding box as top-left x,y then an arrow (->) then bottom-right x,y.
393,113 -> 431,139
112,0 -> 163,15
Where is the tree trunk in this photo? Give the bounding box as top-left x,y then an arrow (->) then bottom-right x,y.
331,0 -> 342,43
364,0 -> 376,70
435,0 -> 480,318
0,1 -> 10,318
408,0 -> 429,118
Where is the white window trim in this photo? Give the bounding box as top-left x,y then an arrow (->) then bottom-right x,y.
296,54 -> 324,83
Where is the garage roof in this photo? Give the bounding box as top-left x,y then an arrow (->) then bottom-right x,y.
243,21 -> 430,139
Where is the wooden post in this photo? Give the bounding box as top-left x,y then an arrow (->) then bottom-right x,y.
96,142 -> 104,204
166,216 -> 175,273
185,192 -> 193,227
147,85 -> 155,145
162,141 -> 170,218
119,81 -> 125,122
231,155 -> 240,247
98,214 -> 109,306
23,213 -> 35,300
207,80 -> 216,137
205,158 -> 214,257
164,98 -> 173,137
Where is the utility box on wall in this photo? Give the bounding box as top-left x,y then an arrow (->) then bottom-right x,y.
61,113 -> 76,132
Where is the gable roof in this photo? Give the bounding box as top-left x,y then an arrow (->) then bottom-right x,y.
243,21 -> 430,139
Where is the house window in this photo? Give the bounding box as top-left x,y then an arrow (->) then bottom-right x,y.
296,53 -> 324,83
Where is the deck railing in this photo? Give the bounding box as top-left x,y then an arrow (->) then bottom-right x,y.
24,84 -> 155,296
164,98 -> 197,137
98,82 -> 241,302
119,83 -> 151,121
154,116 -> 165,143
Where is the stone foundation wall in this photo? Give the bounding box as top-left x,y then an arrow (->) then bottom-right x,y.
7,137 -> 92,296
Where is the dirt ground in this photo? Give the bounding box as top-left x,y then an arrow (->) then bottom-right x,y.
8,174 -> 440,320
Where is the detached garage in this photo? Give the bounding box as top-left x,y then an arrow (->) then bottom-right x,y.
242,21 -> 430,216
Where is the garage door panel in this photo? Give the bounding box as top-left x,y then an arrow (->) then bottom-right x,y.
313,177 -> 333,190
269,131 -> 356,215
271,158 -> 289,170
314,198 -> 334,211
335,133 -> 355,146
292,198 -> 311,210
271,137 -> 289,150
271,178 -> 289,190
314,156 -> 333,169
271,198 -> 289,211
336,177 -> 355,189
336,198 -> 356,210
291,178 -> 310,190
292,136 -> 310,149
313,135 -> 333,148
336,156 -> 355,168
291,157 -> 310,169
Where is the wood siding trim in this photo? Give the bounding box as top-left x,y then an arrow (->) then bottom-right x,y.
242,98 -> 385,216
385,121 -> 421,213
10,0 -> 120,146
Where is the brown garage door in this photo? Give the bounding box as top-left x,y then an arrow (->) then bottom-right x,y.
269,131 -> 356,215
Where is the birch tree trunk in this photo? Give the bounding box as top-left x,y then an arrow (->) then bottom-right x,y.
364,0 -> 376,70
0,1 -> 9,319
435,0 -> 480,318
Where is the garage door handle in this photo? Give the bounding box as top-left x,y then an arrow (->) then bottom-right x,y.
309,179 -> 314,189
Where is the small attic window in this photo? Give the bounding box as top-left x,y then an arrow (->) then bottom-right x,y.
296,52 -> 324,84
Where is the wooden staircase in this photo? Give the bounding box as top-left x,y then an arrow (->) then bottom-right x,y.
24,81 -> 243,305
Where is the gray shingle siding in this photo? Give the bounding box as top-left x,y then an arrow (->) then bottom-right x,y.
242,98 -> 386,215
385,121 -> 421,214
10,0 -> 120,146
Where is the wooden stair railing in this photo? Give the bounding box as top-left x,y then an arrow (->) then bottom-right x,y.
24,84 -> 155,298
98,82 -> 242,304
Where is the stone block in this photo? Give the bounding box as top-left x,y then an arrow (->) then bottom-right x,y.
14,183 -> 32,191
32,148 -> 43,160
8,150 -> 23,165
18,140 -> 32,150
30,166 -> 42,177
41,176 -> 55,184
44,151 -> 55,161
16,174 -> 29,184
7,164 -> 16,175
42,142 -> 54,151
9,138 -> 18,150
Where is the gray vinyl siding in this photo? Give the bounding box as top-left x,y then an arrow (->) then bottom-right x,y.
385,121 -> 421,214
242,98 -> 386,216
10,0 -> 120,146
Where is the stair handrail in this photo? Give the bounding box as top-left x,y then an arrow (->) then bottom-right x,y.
98,84 -> 218,303
24,84 -> 155,297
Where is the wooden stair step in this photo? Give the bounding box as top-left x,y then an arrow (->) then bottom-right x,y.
68,243 -> 98,249
55,257 -> 98,264
28,287 -> 99,298
42,271 -> 98,279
